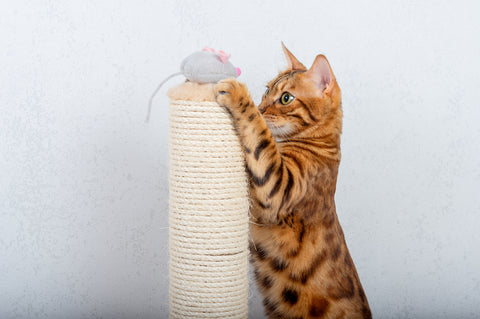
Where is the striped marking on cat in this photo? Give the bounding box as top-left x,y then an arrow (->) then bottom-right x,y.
246,163 -> 275,186
254,138 -> 272,160
282,152 -> 305,177
297,99 -> 318,122
255,198 -> 271,209
270,70 -> 306,90
289,249 -> 327,284
284,168 -> 294,202
268,164 -> 284,198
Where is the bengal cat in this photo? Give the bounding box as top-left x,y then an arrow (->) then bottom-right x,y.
214,45 -> 371,319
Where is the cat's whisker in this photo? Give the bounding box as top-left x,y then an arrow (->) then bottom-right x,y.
248,220 -> 265,227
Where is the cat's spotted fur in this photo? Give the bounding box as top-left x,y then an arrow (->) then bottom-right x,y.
215,45 -> 371,319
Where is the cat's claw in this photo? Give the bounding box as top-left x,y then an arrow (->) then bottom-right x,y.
215,78 -> 238,98
215,78 -> 249,112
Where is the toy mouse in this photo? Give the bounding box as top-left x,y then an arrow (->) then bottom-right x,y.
146,47 -> 241,122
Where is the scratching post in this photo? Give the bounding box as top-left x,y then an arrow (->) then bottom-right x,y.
167,82 -> 249,318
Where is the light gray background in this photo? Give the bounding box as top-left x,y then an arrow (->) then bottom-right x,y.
1,1 -> 479,318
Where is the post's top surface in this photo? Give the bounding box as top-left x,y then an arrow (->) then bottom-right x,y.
167,82 -> 217,102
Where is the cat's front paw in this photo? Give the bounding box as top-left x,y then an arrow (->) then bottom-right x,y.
215,78 -> 251,114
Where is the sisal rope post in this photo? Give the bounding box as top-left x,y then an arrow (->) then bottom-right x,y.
167,82 -> 249,318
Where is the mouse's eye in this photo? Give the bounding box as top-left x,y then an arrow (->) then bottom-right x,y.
280,92 -> 294,105
264,87 -> 269,99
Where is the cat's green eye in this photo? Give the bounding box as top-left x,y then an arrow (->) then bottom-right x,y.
264,87 -> 269,99
280,92 -> 294,105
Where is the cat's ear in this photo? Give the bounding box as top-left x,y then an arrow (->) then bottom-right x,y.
282,42 -> 306,71
306,54 -> 335,93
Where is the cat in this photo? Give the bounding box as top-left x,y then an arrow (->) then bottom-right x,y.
214,44 -> 372,319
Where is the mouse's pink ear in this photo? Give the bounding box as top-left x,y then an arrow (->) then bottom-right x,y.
202,46 -> 215,53
217,50 -> 231,64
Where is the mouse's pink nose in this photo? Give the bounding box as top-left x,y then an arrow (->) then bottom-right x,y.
236,67 -> 241,76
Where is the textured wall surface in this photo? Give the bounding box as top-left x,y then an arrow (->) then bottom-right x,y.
1,1 -> 479,318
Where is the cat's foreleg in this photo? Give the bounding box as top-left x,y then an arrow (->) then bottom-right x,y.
215,79 -> 298,223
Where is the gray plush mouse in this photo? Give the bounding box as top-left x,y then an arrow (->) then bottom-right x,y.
146,47 -> 241,122
182,47 -> 241,83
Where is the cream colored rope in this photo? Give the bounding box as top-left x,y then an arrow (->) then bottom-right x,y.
168,84 -> 249,318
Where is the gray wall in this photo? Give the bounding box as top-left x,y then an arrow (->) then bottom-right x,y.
1,1 -> 479,318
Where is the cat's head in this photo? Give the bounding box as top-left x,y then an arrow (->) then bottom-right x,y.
259,44 -> 342,140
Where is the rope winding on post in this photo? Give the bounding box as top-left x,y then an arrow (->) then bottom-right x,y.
167,82 -> 249,318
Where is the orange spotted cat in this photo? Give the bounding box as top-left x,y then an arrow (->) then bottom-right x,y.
215,44 -> 371,319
